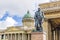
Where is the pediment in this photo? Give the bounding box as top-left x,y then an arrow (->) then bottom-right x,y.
5,27 -> 21,32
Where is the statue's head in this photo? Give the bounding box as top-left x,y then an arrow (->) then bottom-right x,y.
38,8 -> 40,11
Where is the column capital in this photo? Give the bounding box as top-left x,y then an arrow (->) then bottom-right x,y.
44,18 -> 49,22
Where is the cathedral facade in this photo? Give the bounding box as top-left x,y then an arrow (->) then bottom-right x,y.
39,1 -> 60,40
0,1 -> 60,40
0,11 -> 35,40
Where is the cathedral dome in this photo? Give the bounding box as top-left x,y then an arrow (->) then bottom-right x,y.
23,11 -> 33,19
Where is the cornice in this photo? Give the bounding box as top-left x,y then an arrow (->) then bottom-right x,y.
39,1 -> 60,14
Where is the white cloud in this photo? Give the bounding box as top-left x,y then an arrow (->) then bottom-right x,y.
5,17 -> 17,26
0,21 -> 6,29
0,17 -> 17,29
0,0 -> 49,17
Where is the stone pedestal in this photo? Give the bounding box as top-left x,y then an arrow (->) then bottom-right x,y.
31,32 -> 46,40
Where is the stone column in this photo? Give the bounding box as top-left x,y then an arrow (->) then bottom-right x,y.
18,33 -> 22,40
22,33 -> 23,40
53,31 -> 55,40
24,33 -> 28,40
4,34 -> 6,40
55,29 -> 58,40
11,34 -> 12,40
22,33 -> 27,40
28,34 -> 30,40
58,29 -> 60,40
16,33 -> 18,40
0,35 -> 1,40
48,22 -> 52,40
12,34 -> 13,40
15,33 -> 16,40
8,34 -> 9,40
18,33 -> 19,40
20,33 -> 22,40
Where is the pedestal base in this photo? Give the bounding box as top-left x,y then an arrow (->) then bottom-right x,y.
31,32 -> 46,40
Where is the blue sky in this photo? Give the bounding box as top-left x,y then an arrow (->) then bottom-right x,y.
0,0 -> 50,29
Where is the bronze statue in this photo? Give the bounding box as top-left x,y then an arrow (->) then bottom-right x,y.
34,8 -> 44,32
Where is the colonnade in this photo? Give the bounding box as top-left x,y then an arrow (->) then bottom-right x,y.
52,27 -> 60,40
0,33 -> 31,40
43,20 -> 60,40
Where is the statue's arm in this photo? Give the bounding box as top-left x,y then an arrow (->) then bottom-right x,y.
41,11 -> 45,22
42,11 -> 45,18
34,12 -> 37,19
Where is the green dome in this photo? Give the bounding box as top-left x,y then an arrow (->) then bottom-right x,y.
23,11 -> 33,19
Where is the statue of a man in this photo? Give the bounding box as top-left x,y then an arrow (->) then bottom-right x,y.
34,8 -> 44,32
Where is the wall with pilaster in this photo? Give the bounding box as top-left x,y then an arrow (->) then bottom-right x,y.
42,20 -> 49,40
